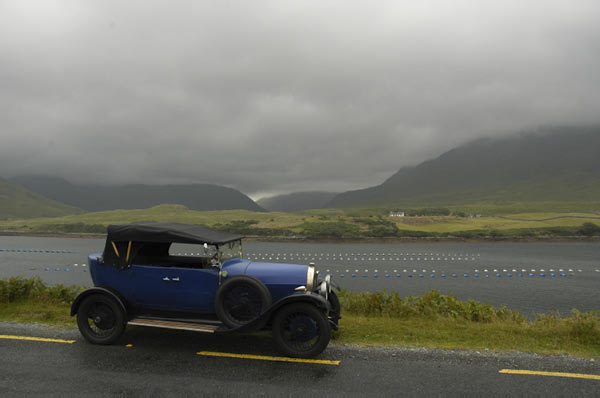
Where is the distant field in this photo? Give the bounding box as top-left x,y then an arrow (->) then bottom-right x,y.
1,202 -> 599,239
394,213 -> 600,233
0,204 -> 305,232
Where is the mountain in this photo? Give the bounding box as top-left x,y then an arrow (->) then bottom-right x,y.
257,191 -> 338,212
328,126 -> 600,208
0,177 -> 82,219
12,176 -> 265,212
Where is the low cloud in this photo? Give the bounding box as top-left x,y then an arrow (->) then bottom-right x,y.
1,1 -> 599,196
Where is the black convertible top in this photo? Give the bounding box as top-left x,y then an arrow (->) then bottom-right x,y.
106,222 -> 242,245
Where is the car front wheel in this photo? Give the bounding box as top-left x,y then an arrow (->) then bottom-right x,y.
272,303 -> 331,358
215,275 -> 272,329
76,294 -> 125,345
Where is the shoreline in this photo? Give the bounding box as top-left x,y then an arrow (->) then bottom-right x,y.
2,230 -> 599,243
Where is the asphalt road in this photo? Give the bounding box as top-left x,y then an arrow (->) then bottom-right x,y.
1,322 -> 599,397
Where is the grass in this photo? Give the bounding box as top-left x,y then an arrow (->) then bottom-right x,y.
394,212 -> 600,233
335,289 -> 600,357
0,205 -> 306,233
336,316 -> 600,357
0,301 -> 74,328
1,277 -> 599,357
0,276 -> 82,328
1,202 -> 600,239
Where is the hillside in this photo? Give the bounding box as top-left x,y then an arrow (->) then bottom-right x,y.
257,191 -> 338,212
12,176 -> 265,212
0,177 -> 81,219
328,126 -> 600,208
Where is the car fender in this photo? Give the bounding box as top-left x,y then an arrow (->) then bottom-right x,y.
267,292 -> 330,315
70,287 -> 128,317
229,292 -> 330,333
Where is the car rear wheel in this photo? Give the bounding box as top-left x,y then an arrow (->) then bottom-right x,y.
215,275 -> 272,329
272,303 -> 331,358
77,294 -> 125,345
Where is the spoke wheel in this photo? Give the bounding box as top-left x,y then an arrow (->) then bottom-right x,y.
223,284 -> 264,322
272,303 -> 330,358
215,276 -> 271,329
77,294 -> 125,345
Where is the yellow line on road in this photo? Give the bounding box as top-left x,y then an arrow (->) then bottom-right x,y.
197,351 -> 340,365
500,369 -> 600,381
0,334 -> 76,344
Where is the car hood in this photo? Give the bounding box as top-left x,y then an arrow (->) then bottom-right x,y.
222,258 -> 308,286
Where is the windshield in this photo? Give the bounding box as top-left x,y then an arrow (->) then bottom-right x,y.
219,240 -> 242,261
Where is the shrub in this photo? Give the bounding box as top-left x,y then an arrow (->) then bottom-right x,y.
336,289 -> 525,323
579,222 -> 600,236
567,309 -> 600,339
299,221 -> 362,238
0,276 -> 82,304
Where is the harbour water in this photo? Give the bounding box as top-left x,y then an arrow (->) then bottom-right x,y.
1,236 -> 599,316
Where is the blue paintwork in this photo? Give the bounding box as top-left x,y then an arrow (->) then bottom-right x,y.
89,254 -> 134,299
88,253 -> 309,314
239,261 -> 308,302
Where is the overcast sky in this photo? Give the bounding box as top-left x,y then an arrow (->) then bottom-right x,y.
1,1 -> 599,199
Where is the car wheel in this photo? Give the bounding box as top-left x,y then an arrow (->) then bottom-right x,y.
77,294 -> 126,345
272,303 -> 331,358
215,275 -> 272,329
328,291 -> 341,323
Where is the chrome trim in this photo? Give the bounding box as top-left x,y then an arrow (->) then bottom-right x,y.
307,263 -> 316,291
325,275 -> 331,293
319,281 -> 328,300
294,285 -> 307,292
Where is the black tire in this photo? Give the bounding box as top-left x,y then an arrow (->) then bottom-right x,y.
215,275 -> 272,329
76,294 -> 125,345
272,303 -> 331,358
328,291 -> 341,323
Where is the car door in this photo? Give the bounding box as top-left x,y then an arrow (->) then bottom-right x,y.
168,266 -> 220,313
131,264 -> 177,309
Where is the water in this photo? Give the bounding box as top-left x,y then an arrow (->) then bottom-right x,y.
1,236 -> 599,316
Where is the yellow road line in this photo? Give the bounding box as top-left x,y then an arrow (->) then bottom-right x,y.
499,369 -> 600,381
0,334 -> 76,344
197,351 -> 340,365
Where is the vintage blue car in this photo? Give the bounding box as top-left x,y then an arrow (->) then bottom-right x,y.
71,222 -> 340,357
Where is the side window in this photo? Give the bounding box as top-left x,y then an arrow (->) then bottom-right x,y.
168,243 -> 214,269
132,242 -> 171,267
124,242 -> 220,269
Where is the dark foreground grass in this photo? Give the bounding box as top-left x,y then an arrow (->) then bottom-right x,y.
0,301 -> 74,328
336,290 -> 600,357
0,276 -> 81,328
1,277 -> 599,357
337,316 -> 600,358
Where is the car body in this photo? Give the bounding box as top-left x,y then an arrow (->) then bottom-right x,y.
71,222 -> 340,358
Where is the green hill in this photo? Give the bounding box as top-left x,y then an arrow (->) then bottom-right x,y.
0,177 -> 82,219
328,126 -> 600,208
12,176 -> 265,213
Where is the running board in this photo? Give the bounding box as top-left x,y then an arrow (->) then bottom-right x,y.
128,318 -> 219,333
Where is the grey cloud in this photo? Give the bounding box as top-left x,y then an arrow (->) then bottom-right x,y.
1,1 -> 599,197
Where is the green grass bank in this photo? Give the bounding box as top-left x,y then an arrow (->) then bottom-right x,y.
1,277 -> 599,357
